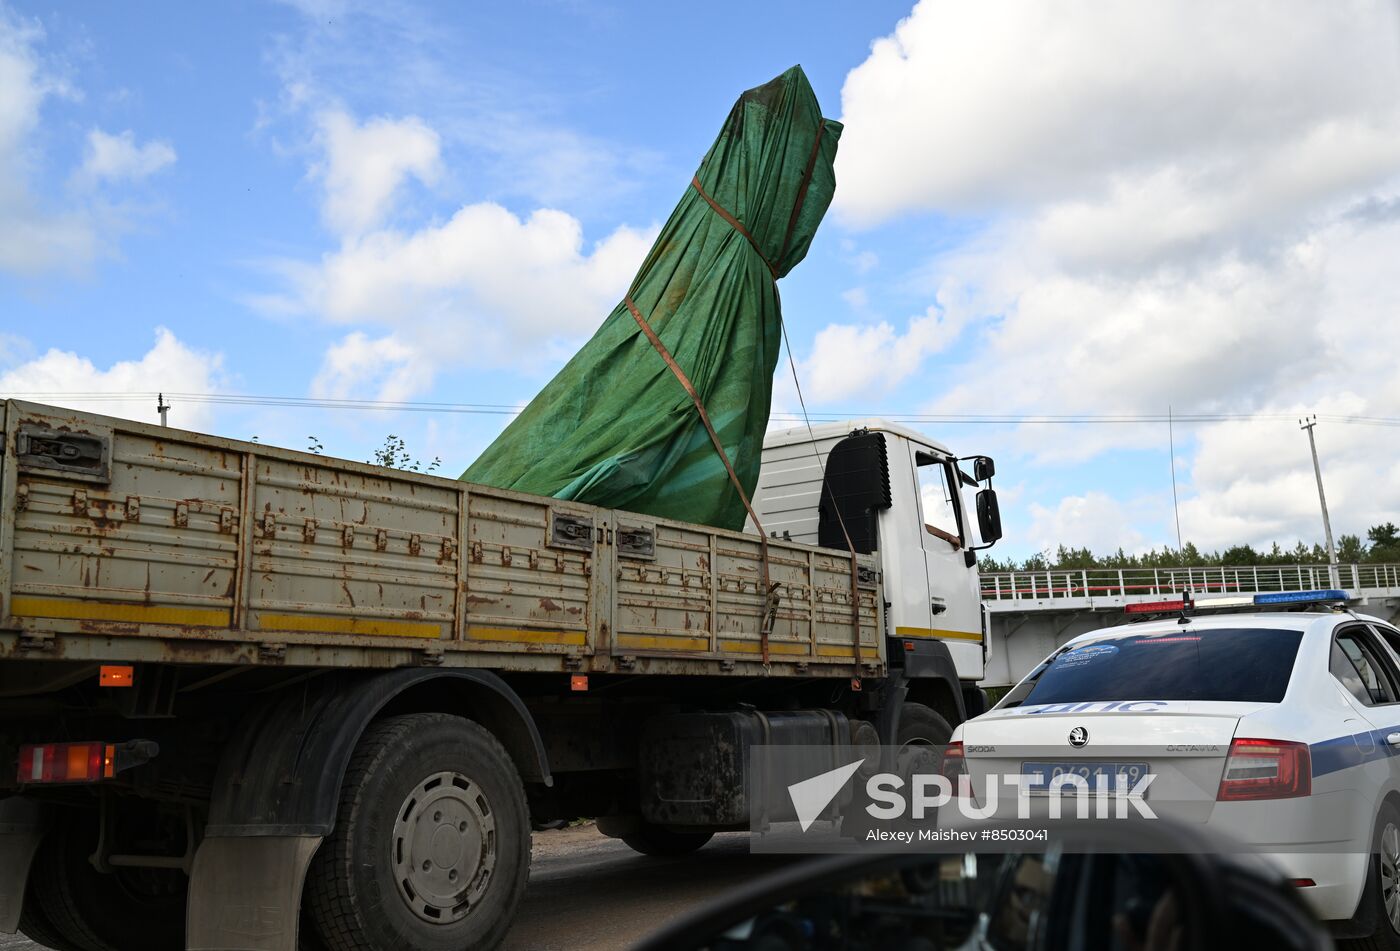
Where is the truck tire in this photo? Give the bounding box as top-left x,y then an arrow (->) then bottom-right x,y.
620,824 -> 714,858
898,702 -> 953,748
841,704 -> 952,839
304,713 -> 531,951
17,895 -> 88,951
25,818 -> 186,951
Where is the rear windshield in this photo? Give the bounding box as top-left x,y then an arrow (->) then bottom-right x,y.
1003,628 -> 1304,706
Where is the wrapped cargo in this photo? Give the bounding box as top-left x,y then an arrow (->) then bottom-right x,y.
462,65 -> 841,531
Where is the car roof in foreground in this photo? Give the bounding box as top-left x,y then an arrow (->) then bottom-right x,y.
1062,611 -> 1332,648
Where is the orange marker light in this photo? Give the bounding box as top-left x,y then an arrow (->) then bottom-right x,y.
100,665 -> 134,687
570,675 -> 589,692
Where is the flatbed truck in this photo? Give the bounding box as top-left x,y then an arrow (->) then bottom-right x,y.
0,401 -> 1001,951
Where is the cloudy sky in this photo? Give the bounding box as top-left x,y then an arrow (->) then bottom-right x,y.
2,0 -> 1398,560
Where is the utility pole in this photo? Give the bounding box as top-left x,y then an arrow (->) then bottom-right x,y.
1299,415 -> 1340,589
1168,405 -> 1183,551
157,393 -> 169,427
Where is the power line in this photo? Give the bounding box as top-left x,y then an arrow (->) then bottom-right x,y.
4,390 -> 1398,427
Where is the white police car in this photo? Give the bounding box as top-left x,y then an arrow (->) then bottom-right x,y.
950,591 -> 1400,945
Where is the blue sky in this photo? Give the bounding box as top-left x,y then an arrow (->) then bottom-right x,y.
3,0 -> 1399,560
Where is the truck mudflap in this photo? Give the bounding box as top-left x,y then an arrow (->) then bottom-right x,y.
0,797 -> 44,934
187,835 -> 321,951
186,668 -> 548,951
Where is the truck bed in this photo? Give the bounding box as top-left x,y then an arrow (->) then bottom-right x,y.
0,401 -> 883,678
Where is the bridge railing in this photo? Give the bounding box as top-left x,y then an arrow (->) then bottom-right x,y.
980,563 -> 1400,602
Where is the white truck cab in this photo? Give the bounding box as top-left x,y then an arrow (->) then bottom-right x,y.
752,419 -> 1001,685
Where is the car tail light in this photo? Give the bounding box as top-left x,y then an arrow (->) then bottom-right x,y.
1217,738 -> 1311,801
941,741 -> 967,796
18,742 -> 114,784
16,739 -> 158,785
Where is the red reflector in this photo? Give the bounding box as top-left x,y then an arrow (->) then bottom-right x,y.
569,674 -> 588,692
941,741 -> 967,797
1125,599 -> 1185,614
1289,878 -> 1316,888
1217,738 -> 1311,801
100,665 -> 134,687
904,641 -> 916,652
16,742 -> 111,785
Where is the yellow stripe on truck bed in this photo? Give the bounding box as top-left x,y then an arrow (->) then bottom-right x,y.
466,627 -> 587,646
896,626 -> 982,642
258,613 -> 442,639
11,596 -> 230,628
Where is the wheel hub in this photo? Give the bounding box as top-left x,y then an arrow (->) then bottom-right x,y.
392,770 -> 496,924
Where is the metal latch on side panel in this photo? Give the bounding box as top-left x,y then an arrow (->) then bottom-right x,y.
549,510 -> 594,552
615,524 -> 656,560
856,565 -> 880,589
16,424 -> 112,483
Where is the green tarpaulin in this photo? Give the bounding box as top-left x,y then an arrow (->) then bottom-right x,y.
462,66 -> 840,531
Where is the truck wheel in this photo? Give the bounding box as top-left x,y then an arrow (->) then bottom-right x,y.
304,713 -> 530,951
26,819 -> 186,951
621,824 -> 714,857
896,703 -> 953,774
18,895 -> 89,951
841,704 -> 952,838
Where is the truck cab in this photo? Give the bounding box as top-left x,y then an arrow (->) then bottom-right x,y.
752,419 -> 1002,684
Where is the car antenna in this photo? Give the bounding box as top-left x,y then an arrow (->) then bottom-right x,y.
1177,589 -> 1195,625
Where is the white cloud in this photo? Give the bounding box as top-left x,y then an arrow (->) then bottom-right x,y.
837,0 -> 1400,227
77,128 -> 176,185
835,0 -> 1400,554
0,10 -> 177,274
265,2 -> 658,215
803,305 -> 965,403
0,9 -> 94,273
1026,492 -> 1149,556
312,331 -> 419,402
314,109 -> 441,236
0,328 -> 225,429
266,114 -> 657,401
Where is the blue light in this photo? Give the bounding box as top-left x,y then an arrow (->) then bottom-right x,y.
1254,589 -> 1348,606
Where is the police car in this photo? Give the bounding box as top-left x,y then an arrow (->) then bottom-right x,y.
950,591 -> 1400,945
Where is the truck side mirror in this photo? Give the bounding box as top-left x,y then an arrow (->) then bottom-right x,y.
974,456 -> 995,482
976,488 -> 1002,544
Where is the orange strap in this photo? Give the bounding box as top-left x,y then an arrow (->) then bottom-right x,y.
624,296 -> 780,664
691,176 -> 779,280
625,141 -> 860,670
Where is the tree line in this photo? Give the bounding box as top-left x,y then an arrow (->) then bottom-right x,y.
979,523 -> 1400,573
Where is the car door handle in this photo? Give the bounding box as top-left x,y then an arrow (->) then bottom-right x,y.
1386,733 -> 1400,747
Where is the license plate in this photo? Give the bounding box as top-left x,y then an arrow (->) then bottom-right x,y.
1020,761 -> 1150,795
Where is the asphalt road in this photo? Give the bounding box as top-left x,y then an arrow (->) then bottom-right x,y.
2,824 -> 801,951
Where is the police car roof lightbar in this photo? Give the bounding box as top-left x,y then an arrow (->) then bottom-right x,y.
1253,589 -> 1348,606
1124,594 -> 1193,615
1194,595 -> 1256,609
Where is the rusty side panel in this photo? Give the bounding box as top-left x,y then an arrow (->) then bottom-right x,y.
248,454 -> 458,641
0,401 -> 884,676
8,405 -> 242,631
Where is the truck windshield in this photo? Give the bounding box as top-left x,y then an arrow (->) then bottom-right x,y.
1002,628 -> 1304,706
